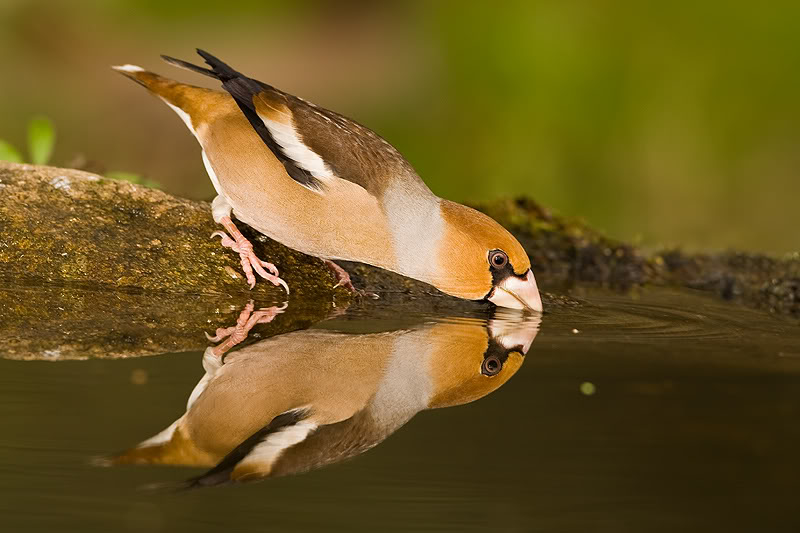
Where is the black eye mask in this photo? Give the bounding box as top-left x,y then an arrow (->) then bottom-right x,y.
487,249 -> 514,284
481,338 -> 524,376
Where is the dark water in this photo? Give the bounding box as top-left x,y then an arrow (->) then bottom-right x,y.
1,287 -> 799,532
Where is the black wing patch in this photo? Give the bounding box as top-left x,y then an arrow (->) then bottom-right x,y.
164,49 -> 416,198
192,49 -> 325,191
183,408 -> 310,489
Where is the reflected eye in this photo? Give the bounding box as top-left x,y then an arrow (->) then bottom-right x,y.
489,250 -> 508,270
481,355 -> 503,376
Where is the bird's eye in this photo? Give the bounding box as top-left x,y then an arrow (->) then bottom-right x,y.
489,250 -> 508,269
481,355 -> 503,376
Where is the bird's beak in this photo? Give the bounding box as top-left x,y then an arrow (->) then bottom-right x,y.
489,269 -> 543,312
489,312 -> 542,354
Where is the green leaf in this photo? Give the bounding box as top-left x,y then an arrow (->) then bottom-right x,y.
27,116 -> 56,165
106,171 -> 143,184
140,178 -> 162,189
0,140 -> 24,163
106,171 -> 162,189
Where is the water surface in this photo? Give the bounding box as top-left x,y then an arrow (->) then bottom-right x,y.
1,287 -> 798,532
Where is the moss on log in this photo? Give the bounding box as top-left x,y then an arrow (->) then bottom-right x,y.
478,198 -> 799,317
0,162 -> 344,298
0,162 -> 797,360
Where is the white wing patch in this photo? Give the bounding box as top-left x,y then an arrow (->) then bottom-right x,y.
234,415 -> 317,476
256,111 -> 336,184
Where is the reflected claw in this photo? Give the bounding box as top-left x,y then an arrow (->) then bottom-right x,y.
206,300 -> 287,357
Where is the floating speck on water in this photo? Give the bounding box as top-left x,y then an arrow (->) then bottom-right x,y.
580,382 -> 596,395
572,328 -> 580,334
130,369 -> 148,385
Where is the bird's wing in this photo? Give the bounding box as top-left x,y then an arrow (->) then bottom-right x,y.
183,408 -> 398,487
268,409 -> 395,478
191,49 -> 422,197
183,408 -> 315,488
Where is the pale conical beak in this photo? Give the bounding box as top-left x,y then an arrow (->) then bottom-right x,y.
488,269 -> 543,312
489,311 -> 542,354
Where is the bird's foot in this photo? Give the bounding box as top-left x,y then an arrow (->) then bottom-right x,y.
324,260 -> 356,292
324,260 -> 379,301
211,217 -> 289,293
206,300 -> 287,357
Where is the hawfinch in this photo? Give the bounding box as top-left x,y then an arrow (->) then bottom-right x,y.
103,307 -> 540,486
113,50 -> 542,311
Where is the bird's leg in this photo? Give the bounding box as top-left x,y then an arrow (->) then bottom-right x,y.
206,300 -> 287,357
323,260 -> 379,300
324,260 -> 356,291
211,216 -> 289,293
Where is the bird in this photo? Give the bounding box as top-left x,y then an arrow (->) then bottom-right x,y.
112,49 -> 542,311
100,305 -> 540,486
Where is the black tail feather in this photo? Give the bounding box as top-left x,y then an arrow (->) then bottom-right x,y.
160,54 -> 217,78
196,48 -> 242,82
169,49 -> 322,191
160,49 -> 247,85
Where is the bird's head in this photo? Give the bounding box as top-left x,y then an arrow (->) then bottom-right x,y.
433,200 -> 543,312
426,310 -> 541,409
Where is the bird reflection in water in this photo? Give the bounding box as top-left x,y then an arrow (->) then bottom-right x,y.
104,303 -> 541,488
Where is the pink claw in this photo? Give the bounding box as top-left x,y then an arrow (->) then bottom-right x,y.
325,259 -> 356,291
205,300 -> 288,357
324,260 -> 378,299
211,217 -> 289,294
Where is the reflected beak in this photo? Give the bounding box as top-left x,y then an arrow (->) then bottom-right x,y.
489,312 -> 542,354
488,269 -> 543,312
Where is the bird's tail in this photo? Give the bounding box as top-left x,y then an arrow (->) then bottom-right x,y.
111,62 -> 215,117
92,418 -> 213,469
160,53 -> 218,79
159,48 -> 244,82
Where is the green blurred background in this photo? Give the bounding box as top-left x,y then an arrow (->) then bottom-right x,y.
1,0 -> 797,254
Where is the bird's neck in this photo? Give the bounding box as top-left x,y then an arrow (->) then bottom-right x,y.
380,184 -> 446,284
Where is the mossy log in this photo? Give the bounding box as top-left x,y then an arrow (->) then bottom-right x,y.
477,198 -> 799,317
1,162 -> 797,360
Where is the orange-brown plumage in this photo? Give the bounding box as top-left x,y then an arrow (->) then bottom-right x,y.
101,313 -> 540,485
112,50 -> 542,310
